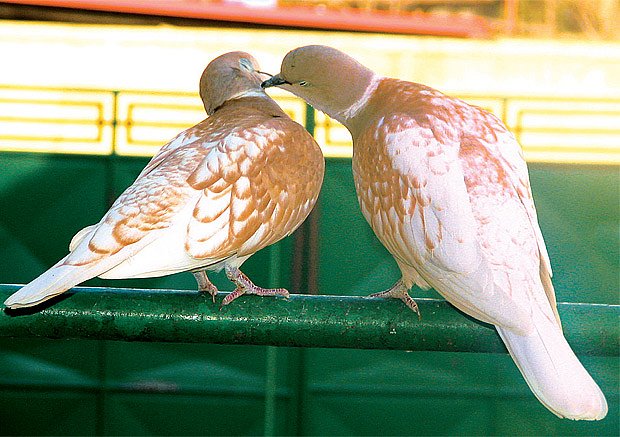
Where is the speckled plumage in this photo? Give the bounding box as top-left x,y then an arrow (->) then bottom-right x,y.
351,78 -> 551,333
263,45 -> 606,420
5,51 -> 324,309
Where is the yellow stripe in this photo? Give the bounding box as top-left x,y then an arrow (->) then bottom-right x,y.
1,85 -> 619,165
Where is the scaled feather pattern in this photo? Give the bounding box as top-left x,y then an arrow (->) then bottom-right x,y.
262,45 -> 607,420
5,51 -> 324,309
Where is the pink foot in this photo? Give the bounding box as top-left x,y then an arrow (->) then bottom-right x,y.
221,266 -> 290,307
193,270 -> 219,303
368,279 -> 420,319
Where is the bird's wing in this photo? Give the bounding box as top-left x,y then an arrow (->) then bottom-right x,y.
136,127 -> 204,179
460,111 -> 559,325
4,128 -> 208,308
70,113 -> 323,271
185,118 -> 324,260
64,143 -> 204,268
472,110 -> 552,273
66,126 -> 207,257
354,114 -> 532,333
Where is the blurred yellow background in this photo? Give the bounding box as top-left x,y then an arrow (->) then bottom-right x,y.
1,17 -> 619,163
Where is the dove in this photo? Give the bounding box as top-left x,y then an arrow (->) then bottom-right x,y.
262,45 -> 607,420
5,51 -> 324,309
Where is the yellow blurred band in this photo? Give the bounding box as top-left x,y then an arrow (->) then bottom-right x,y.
0,20 -> 618,164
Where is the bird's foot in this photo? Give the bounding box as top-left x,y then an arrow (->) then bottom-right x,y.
193,270 -> 219,303
368,279 -> 420,319
221,266 -> 290,307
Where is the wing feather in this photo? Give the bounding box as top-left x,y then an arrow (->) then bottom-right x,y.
354,114 -> 532,333
137,128 -> 203,179
186,118 -> 324,260
461,124 -> 560,326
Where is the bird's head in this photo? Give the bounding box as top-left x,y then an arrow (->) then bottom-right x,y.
200,51 -> 270,115
261,45 -> 377,126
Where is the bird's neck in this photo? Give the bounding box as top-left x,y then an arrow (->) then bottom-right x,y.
216,93 -> 286,118
229,88 -> 268,101
335,75 -> 383,137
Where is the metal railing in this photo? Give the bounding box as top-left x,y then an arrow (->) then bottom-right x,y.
1,84 -> 619,164
1,285 -> 617,355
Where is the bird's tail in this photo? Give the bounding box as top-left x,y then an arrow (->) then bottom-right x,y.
497,307 -> 607,420
4,254 -> 121,309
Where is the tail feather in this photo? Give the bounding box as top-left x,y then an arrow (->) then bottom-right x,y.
497,308 -> 607,420
3,255 -> 119,309
5,228 -> 160,309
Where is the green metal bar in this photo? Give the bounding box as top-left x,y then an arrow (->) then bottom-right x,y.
304,103 -> 316,136
0,284 -> 617,356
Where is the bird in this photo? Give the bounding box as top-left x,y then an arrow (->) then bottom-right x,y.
261,45 -> 607,420
5,51 -> 325,309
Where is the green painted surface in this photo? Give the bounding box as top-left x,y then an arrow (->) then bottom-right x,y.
0,285 -> 617,356
0,152 -> 618,435
528,163 -> 620,305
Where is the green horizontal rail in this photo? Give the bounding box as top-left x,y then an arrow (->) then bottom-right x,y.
0,284 -> 617,356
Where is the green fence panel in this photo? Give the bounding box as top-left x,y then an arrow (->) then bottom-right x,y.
0,152 -> 618,436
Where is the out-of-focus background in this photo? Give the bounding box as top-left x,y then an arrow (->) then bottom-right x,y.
0,1 -> 618,435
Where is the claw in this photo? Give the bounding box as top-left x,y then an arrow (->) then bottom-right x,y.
220,266 -> 290,308
193,270 -> 219,303
221,287 -> 245,307
368,279 -> 421,319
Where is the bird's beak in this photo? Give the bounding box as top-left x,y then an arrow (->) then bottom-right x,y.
261,74 -> 290,88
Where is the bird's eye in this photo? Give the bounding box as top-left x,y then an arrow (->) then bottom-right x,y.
299,81 -> 309,87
